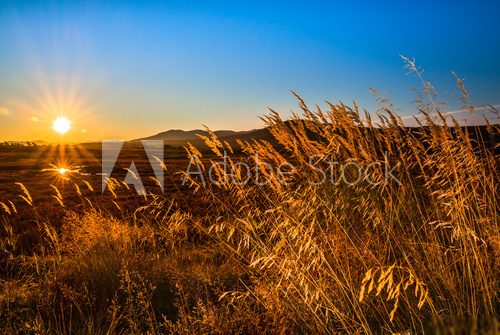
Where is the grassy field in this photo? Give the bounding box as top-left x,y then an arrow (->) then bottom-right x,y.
1,89 -> 499,333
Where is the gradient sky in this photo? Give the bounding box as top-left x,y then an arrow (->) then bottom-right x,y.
1,0 -> 499,142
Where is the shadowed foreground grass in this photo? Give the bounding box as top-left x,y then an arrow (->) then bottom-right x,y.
1,72 -> 499,333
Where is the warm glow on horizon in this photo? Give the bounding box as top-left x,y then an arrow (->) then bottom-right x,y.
53,117 -> 71,134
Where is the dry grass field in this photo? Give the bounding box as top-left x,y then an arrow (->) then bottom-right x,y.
1,81 -> 499,333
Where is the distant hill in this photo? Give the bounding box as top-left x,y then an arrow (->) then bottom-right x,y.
137,129 -> 240,141
133,128 -> 274,149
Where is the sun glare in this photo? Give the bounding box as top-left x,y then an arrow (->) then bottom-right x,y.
53,117 -> 71,134
58,168 -> 68,175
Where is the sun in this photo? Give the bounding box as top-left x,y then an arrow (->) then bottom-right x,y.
53,117 -> 71,134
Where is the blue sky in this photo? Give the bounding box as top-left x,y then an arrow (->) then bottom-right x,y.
0,1 -> 499,140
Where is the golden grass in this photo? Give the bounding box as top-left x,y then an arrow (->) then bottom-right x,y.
0,66 -> 498,333
179,68 -> 499,333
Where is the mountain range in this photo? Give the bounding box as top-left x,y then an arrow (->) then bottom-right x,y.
129,123 -> 498,154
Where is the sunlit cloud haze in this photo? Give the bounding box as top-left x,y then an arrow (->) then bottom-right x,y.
1,1 -> 499,142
